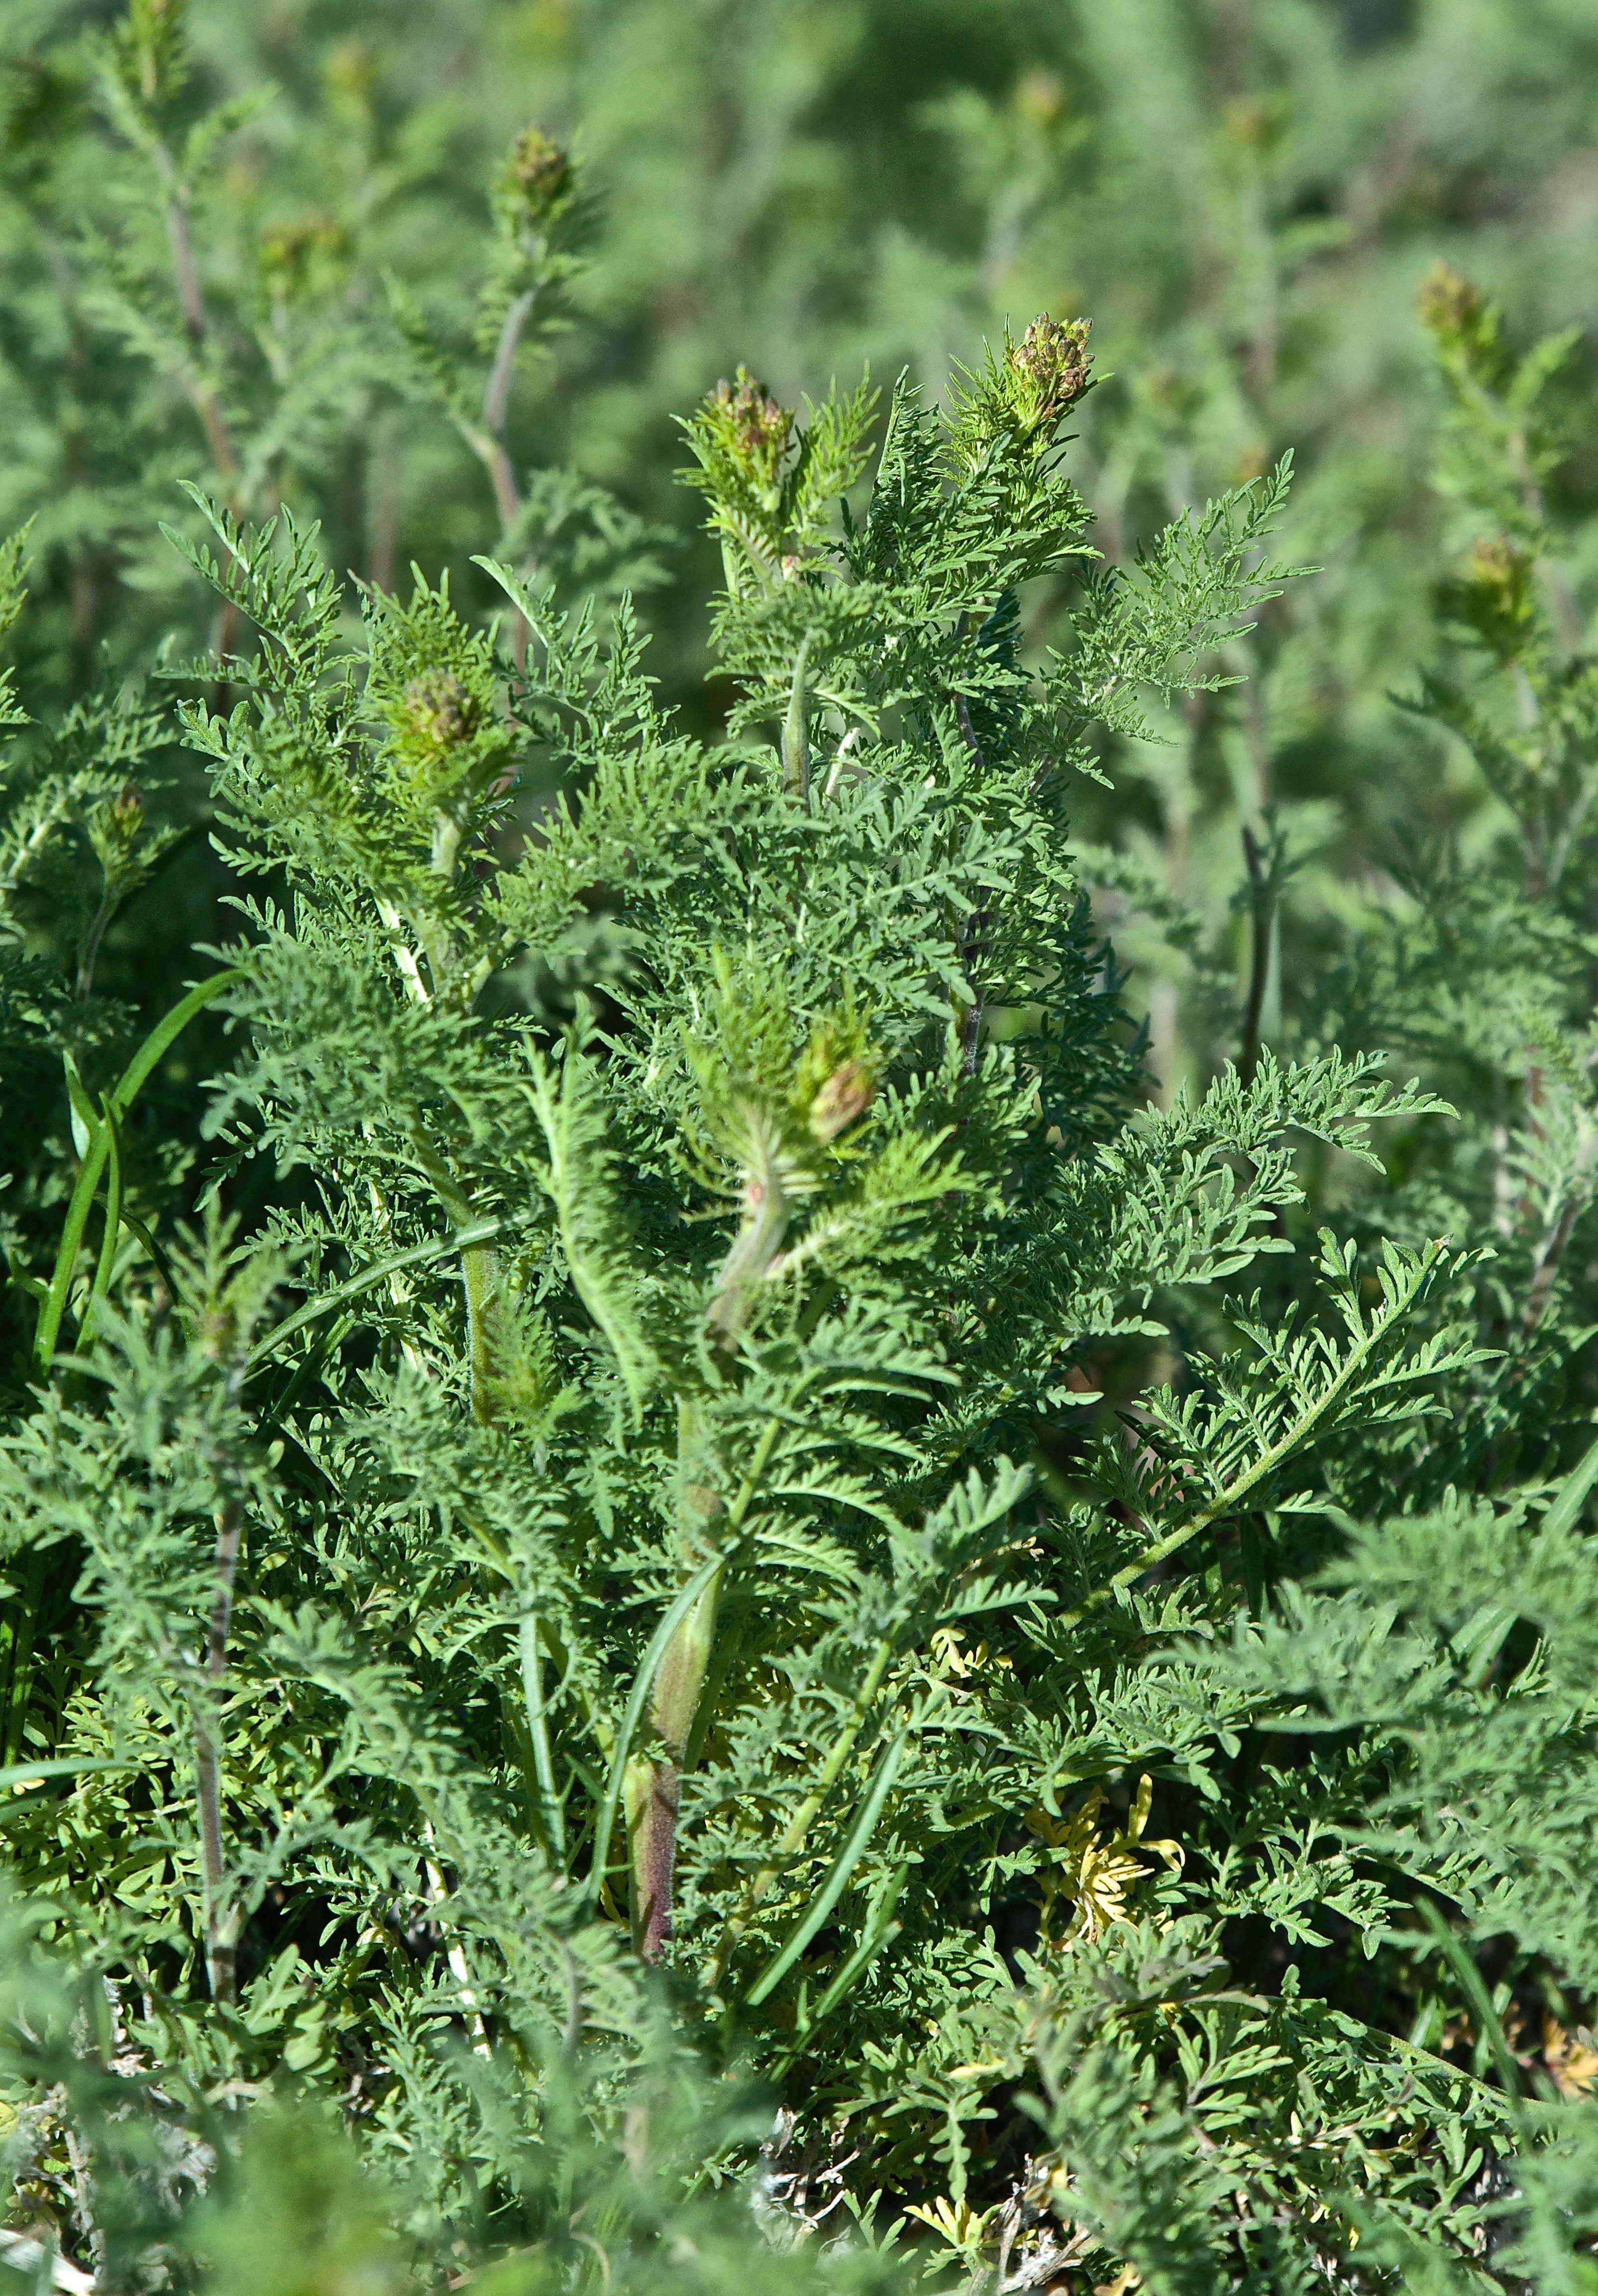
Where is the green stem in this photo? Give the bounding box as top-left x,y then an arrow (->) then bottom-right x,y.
521,1612 -> 566,1864
463,1242 -> 504,1424
245,1218 -> 510,1371
588,1551 -> 725,1920
590,1414 -> 785,1932
1056,1240 -> 1446,1634
709,1626 -> 898,1986
782,635 -> 811,806
704,1141 -> 793,1348
78,1096 -> 123,1352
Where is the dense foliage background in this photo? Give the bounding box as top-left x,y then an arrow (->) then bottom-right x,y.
6,1 -> 1598,2290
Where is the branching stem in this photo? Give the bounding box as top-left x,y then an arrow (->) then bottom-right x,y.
1055,1240 -> 1446,1633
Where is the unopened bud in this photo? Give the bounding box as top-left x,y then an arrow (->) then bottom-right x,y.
808,1059 -> 873,1142
1221,94 -> 1287,153
1418,263 -> 1487,342
1436,533 -> 1537,663
1010,314 -> 1093,429
110,782 -> 143,835
401,670 -> 480,750
708,368 -> 793,490
260,213 -> 348,300
1014,69 -> 1065,129
504,125 -> 570,224
1418,263 -> 1503,387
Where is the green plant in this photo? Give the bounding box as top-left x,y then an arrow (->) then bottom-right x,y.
7,7 -> 1598,2292
0,278 -> 1588,2290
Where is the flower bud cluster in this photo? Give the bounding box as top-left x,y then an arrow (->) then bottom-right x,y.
116,0 -> 188,109
260,213 -> 349,308
401,670 -> 481,754
89,781 -> 145,877
705,369 -> 794,498
1418,264 -> 1504,389
1436,533 -> 1537,665
502,126 -> 571,228
1009,314 -> 1093,432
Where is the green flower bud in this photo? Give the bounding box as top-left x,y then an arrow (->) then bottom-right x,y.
1418,264 -> 1504,389
401,670 -> 481,752
1435,534 -> 1538,665
115,0 -> 188,109
503,125 -> 571,225
1009,313 -> 1093,431
706,368 -> 793,495
260,213 -> 349,305
91,780 -> 144,871
1014,69 -> 1066,130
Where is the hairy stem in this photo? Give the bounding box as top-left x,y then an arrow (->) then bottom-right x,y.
458,289 -> 536,671
705,1115 -> 796,1348
75,893 -> 113,1004
150,143 -> 241,499
603,1417 -> 783,1955
462,1243 -> 504,1423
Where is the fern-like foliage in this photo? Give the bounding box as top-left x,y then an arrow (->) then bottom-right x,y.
6,221 -> 1598,2293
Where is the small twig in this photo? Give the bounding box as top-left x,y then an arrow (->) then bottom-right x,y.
460,290 -> 539,672
484,289 -> 537,456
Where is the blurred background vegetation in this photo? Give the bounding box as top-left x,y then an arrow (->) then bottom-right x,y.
2,0 -> 1597,1081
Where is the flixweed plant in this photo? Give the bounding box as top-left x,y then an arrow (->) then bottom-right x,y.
8,140 -> 1598,2296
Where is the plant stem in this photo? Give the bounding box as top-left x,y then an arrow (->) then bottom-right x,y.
782,635 -> 811,805
75,891 -> 113,1004
709,1629 -> 897,1986
1056,1240 -> 1447,1634
520,1614 -> 566,1863
463,1242 -> 505,1423
195,1491 -> 242,2004
595,1415 -> 783,1950
459,288 -> 536,670
705,1156 -> 792,1346
626,1570 -> 720,1957
245,1217 -> 510,1372
76,1099 -> 123,1352
1238,822 -> 1271,1087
